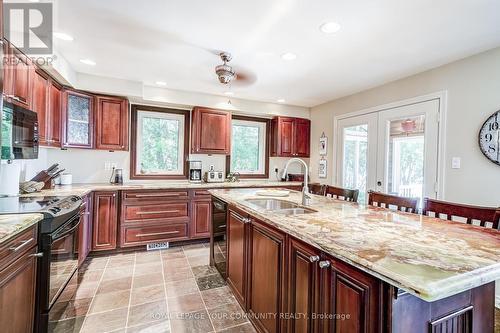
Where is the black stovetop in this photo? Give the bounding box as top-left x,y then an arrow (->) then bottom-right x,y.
0,196 -> 66,214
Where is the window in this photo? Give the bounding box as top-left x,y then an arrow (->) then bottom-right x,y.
227,116 -> 269,178
131,105 -> 189,179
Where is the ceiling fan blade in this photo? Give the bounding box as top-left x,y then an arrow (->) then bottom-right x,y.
233,66 -> 257,86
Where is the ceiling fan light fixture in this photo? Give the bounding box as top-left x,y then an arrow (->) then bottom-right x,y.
215,52 -> 235,85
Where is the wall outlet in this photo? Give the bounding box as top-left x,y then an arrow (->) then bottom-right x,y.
451,157 -> 461,169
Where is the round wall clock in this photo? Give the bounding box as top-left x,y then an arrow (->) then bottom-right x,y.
478,110 -> 500,165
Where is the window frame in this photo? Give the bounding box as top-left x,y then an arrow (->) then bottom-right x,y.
130,105 -> 190,180
226,115 -> 270,179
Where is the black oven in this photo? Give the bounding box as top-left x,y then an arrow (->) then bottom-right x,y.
37,212 -> 81,332
210,197 -> 227,278
1,100 -> 39,160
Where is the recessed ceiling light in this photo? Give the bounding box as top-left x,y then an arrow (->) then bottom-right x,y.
277,99 -> 285,103
54,32 -> 74,41
224,91 -> 234,96
281,52 -> 297,61
79,59 -> 96,66
155,81 -> 167,86
320,21 -> 341,34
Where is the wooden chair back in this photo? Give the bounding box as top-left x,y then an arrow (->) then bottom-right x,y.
423,198 -> 500,229
324,186 -> 359,202
309,184 -> 326,196
367,190 -> 418,213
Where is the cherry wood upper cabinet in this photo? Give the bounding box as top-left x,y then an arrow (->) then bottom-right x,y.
48,81 -> 62,147
32,69 -> 49,145
92,191 -> 118,251
3,41 -> 33,109
62,89 -> 95,149
271,116 -> 311,157
95,95 -> 129,151
191,107 -> 231,154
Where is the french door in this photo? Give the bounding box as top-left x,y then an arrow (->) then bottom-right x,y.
336,99 -> 440,205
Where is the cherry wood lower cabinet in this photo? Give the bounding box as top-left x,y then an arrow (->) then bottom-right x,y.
247,218 -> 287,333
0,226 -> 38,333
77,193 -> 93,265
92,191 -> 118,251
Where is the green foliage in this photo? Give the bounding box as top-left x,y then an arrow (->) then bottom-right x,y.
140,116 -> 179,173
231,124 -> 260,172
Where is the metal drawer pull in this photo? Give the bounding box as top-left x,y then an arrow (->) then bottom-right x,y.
230,212 -> 251,223
135,193 -> 183,198
136,231 -> 180,237
309,255 -> 320,263
30,252 -> 44,258
318,260 -> 330,268
9,238 -> 34,252
137,210 -> 180,215
218,224 -> 226,228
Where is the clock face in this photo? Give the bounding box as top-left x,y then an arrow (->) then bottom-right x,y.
478,110 -> 500,165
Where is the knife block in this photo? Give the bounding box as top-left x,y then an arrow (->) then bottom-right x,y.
31,171 -> 54,189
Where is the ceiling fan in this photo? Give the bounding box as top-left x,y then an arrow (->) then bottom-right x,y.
214,52 -> 256,86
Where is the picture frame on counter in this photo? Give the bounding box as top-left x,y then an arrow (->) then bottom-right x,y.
319,158 -> 327,178
319,132 -> 328,156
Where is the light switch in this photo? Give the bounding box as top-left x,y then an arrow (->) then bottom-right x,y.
451,157 -> 461,169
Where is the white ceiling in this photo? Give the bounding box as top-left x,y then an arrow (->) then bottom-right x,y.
53,0 -> 500,107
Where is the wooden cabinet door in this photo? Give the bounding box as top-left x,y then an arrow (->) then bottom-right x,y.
288,238 -> 321,333
191,200 -> 211,238
191,107 -> 231,154
294,118 -> 310,157
48,81 -> 62,146
11,48 -> 33,109
3,40 -> 14,98
248,219 -> 286,333
278,117 -> 295,157
227,208 -> 248,308
32,69 -> 49,145
0,246 -> 37,333
62,89 -> 94,148
77,194 -> 92,264
321,258 -> 382,333
95,96 -> 129,151
92,191 -> 118,251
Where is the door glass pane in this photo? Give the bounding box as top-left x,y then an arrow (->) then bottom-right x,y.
387,115 -> 425,205
67,95 -> 90,145
343,125 -> 368,203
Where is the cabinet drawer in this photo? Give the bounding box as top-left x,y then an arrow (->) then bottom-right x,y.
123,191 -> 189,202
0,226 -> 38,271
192,190 -> 211,198
121,223 -> 188,247
124,202 -> 189,221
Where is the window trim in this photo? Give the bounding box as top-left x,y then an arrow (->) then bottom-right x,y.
130,105 -> 190,180
226,115 -> 270,179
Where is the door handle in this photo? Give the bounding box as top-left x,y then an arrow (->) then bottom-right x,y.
9,238 -> 34,252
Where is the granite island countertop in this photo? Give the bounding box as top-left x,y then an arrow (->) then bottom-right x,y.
209,188 -> 500,302
19,180 -> 303,198
0,214 -> 43,245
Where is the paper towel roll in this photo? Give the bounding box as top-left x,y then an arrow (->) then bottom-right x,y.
0,163 -> 21,196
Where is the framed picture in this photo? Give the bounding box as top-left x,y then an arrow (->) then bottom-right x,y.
318,159 -> 327,178
319,133 -> 328,156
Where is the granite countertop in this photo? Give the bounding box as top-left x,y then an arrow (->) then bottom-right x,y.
20,180 -> 302,198
0,214 -> 43,245
209,188 -> 500,302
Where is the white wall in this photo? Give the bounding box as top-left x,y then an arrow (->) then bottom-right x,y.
310,46 -> 500,207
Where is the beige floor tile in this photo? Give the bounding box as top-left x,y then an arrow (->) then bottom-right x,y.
58,282 -> 98,302
207,303 -> 248,331
165,278 -> 199,297
187,255 -> 210,268
169,309 -> 213,333
167,292 -> 205,313
201,286 -> 237,310
163,266 -> 194,283
182,243 -> 206,251
102,265 -> 135,281
69,270 -> 104,285
130,284 -> 166,306
80,258 -> 109,271
135,262 -> 163,276
126,320 -> 170,333
97,277 -> 133,294
161,247 -> 185,260
217,323 -> 257,333
89,289 -> 131,314
80,308 -> 128,333
192,265 -> 219,278
127,300 -> 168,327
49,298 -> 93,321
133,272 -> 164,289
162,258 -> 190,271
48,317 -> 85,333
183,246 -> 210,258
108,256 -> 136,268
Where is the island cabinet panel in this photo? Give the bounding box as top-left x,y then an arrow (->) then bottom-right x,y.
95,95 -> 129,151
320,257 -> 382,333
227,208 -> 249,308
191,107 -> 231,154
247,218 -> 287,333
92,191 -> 118,251
287,238 -> 321,333
0,226 -> 38,333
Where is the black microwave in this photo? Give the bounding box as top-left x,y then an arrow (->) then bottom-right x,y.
1,100 -> 39,160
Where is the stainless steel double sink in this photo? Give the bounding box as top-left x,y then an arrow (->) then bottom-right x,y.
244,198 -> 317,216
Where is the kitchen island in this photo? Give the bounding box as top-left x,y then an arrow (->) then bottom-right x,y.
209,188 -> 500,333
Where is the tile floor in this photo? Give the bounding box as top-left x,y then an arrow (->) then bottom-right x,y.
48,242 -> 256,333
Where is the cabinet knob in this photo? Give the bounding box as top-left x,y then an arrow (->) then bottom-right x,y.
309,255 -> 320,263
318,260 -> 330,268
